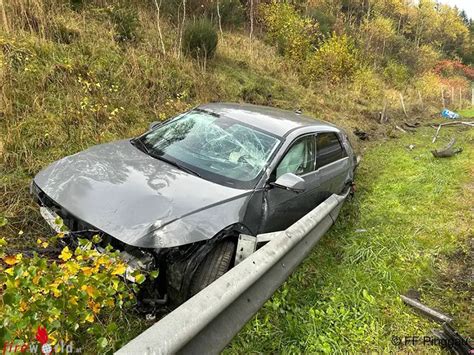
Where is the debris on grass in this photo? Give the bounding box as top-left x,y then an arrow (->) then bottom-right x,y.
441,109 -> 460,119
400,294 -> 453,323
400,294 -> 473,354
431,138 -> 463,158
432,121 -> 474,143
395,125 -> 408,133
404,121 -> 420,129
354,128 -> 369,140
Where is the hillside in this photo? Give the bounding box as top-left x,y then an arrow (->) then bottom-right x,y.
0,0 -> 473,352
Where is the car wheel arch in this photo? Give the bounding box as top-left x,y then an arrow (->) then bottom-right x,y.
165,222 -> 252,307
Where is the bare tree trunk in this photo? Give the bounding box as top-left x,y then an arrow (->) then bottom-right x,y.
249,0 -> 254,41
417,90 -> 424,110
217,0 -> 224,43
178,0 -> 186,59
153,0 -> 166,55
399,92 -> 408,118
380,99 -> 387,123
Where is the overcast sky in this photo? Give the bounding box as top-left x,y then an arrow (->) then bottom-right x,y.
439,0 -> 474,19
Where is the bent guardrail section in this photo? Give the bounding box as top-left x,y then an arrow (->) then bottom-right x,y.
116,191 -> 349,355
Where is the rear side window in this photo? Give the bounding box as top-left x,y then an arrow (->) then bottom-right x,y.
316,132 -> 345,169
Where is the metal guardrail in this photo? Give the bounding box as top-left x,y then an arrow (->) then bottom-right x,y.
116,191 -> 349,355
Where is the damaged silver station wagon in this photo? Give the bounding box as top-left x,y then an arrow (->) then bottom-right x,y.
31,103 -> 357,307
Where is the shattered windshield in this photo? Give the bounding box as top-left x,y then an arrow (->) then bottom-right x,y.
139,110 -> 281,188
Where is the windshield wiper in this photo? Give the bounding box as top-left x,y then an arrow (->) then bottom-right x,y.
151,153 -> 201,177
130,138 -> 150,154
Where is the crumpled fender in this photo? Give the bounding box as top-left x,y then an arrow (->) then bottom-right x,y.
140,194 -> 252,248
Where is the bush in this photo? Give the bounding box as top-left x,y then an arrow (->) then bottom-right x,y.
397,43 -> 440,75
352,66 -> 384,101
0,231 -> 154,351
383,60 -> 410,89
260,2 -> 317,62
306,34 -> 358,84
413,72 -> 442,101
182,19 -> 218,60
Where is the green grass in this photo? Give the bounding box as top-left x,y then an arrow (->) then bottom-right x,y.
226,126 -> 473,353
458,107 -> 474,118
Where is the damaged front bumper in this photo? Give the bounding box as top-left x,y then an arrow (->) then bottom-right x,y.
41,205 -> 156,283
32,182 -> 158,284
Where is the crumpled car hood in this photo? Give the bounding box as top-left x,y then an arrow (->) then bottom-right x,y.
34,140 -> 252,248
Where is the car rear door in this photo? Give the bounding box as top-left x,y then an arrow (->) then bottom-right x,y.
258,134 -> 321,233
315,132 -> 351,200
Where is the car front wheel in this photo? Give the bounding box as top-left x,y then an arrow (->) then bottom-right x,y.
189,239 -> 236,297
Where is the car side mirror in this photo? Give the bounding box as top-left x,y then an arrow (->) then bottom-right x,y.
149,121 -> 160,130
271,173 -> 306,193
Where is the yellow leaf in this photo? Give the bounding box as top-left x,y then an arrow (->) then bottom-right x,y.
3,255 -> 18,265
19,301 -> 28,312
81,285 -> 97,298
65,262 -> 80,275
59,246 -> 72,261
69,296 -> 78,306
96,255 -> 109,266
41,241 -> 49,248
81,266 -> 94,276
32,275 -> 41,285
88,301 -> 101,314
50,282 -> 61,297
112,263 -> 127,276
85,313 -> 94,323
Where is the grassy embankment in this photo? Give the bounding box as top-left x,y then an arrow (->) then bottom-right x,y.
228,124 -> 473,353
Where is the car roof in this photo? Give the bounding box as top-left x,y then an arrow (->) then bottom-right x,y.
197,102 -> 339,138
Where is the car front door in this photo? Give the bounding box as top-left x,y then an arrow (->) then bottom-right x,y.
258,134 -> 321,233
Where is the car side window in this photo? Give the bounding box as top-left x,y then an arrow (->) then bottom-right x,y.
315,132 -> 345,169
275,136 -> 315,179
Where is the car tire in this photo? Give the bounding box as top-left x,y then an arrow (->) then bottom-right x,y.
189,239 -> 236,297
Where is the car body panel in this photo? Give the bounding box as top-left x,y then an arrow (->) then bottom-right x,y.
257,128 -> 352,233
34,139 -> 253,248
33,103 -> 356,250
198,103 -> 338,138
